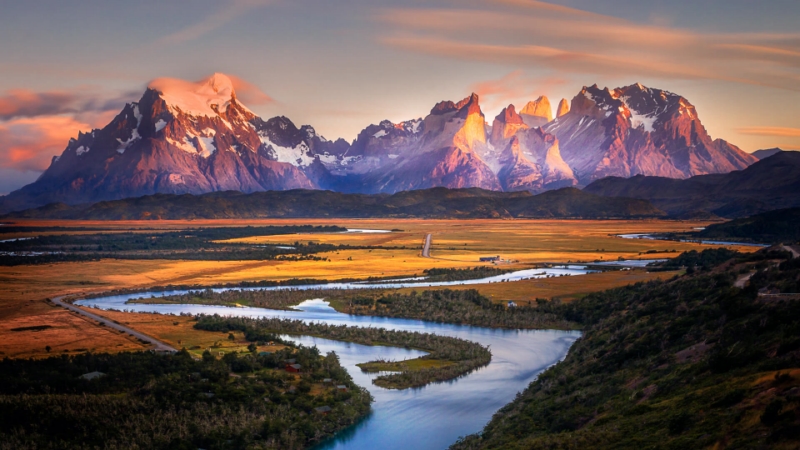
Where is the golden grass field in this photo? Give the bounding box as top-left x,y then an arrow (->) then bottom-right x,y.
0,218 -> 759,357
395,269 -> 683,303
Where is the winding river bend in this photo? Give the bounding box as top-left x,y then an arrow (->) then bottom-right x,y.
77,267 -> 596,449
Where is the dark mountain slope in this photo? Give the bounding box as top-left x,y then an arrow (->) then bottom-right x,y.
695,208 -> 800,244
583,151 -> 800,217
1,187 -> 664,220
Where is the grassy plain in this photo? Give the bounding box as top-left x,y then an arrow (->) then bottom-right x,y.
1,218 -> 759,357
396,269 -> 683,304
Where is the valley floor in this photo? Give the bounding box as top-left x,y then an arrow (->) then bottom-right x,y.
0,219 -> 757,359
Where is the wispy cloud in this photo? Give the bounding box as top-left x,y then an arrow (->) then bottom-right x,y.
0,115 -> 91,172
375,2 -> 800,91
737,127 -> 800,137
157,0 -> 275,46
0,88 -> 135,121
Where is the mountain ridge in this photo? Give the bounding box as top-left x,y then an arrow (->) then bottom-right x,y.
584,151 -> 800,218
0,74 -> 759,214
0,187 -> 665,221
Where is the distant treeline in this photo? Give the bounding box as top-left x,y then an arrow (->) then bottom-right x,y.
131,287 -> 384,310
348,289 -> 576,330
0,225 -> 407,266
195,315 -> 492,390
0,346 -> 370,449
1,187 -> 665,220
422,266 -> 515,282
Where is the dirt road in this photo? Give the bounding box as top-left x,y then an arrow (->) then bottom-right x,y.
734,271 -> 755,289
52,296 -> 178,353
422,233 -> 432,258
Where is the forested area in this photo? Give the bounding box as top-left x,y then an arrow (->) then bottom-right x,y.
0,345 -> 371,449
195,316 -> 492,390
421,266 -> 514,282
130,287 -> 383,310
452,248 -> 800,449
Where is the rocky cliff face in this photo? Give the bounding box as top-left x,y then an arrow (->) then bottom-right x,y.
520,96 -> 553,128
556,98 -> 570,118
543,83 -> 757,184
1,74 -> 321,212
0,76 -> 760,213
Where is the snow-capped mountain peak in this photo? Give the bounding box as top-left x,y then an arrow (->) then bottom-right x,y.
148,73 -> 237,117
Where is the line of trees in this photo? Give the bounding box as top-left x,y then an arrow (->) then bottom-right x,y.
195,315 -> 492,390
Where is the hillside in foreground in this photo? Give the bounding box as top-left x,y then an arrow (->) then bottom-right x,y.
453,248 -> 800,449
1,187 -> 664,220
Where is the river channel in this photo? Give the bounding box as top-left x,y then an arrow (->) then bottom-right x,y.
76,267 -> 597,449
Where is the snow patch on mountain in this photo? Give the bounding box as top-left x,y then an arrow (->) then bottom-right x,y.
197,136 -> 216,158
75,146 -> 89,156
133,104 -> 142,127
628,111 -> 657,133
154,119 -> 167,132
167,136 -> 198,155
260,135 -> 314,167
116,128 -> 141,154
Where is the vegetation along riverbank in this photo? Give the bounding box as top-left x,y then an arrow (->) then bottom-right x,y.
194,315 -> 492,390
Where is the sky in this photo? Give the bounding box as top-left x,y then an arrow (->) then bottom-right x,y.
1,0 -> 799,193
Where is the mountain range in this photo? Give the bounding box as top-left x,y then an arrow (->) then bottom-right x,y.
0,73 -> 759,213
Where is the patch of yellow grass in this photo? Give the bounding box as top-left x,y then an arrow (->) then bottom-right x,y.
83,310 -> 288,358
0,302 -> 147,359
395,269 -> 681,303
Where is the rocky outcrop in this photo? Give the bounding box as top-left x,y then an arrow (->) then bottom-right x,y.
348,93 -> 501,193
521,96 -> 553,121
490,105 -> 527,148
543,83 -> 758,184
556,98 -> 569,118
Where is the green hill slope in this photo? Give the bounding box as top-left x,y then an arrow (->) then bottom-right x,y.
453,248 -> 800,449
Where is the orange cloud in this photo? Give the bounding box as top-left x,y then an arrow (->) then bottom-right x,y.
737,127 -> 800,137
376,4 -> 800,91
228,75 -> 274,105
0,116 -> 89,172
469,70 -> 567,111
147,73 -> 274,107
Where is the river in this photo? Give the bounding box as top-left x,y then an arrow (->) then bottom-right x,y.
615,233 -> 769,248
76,267 -> 594,450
